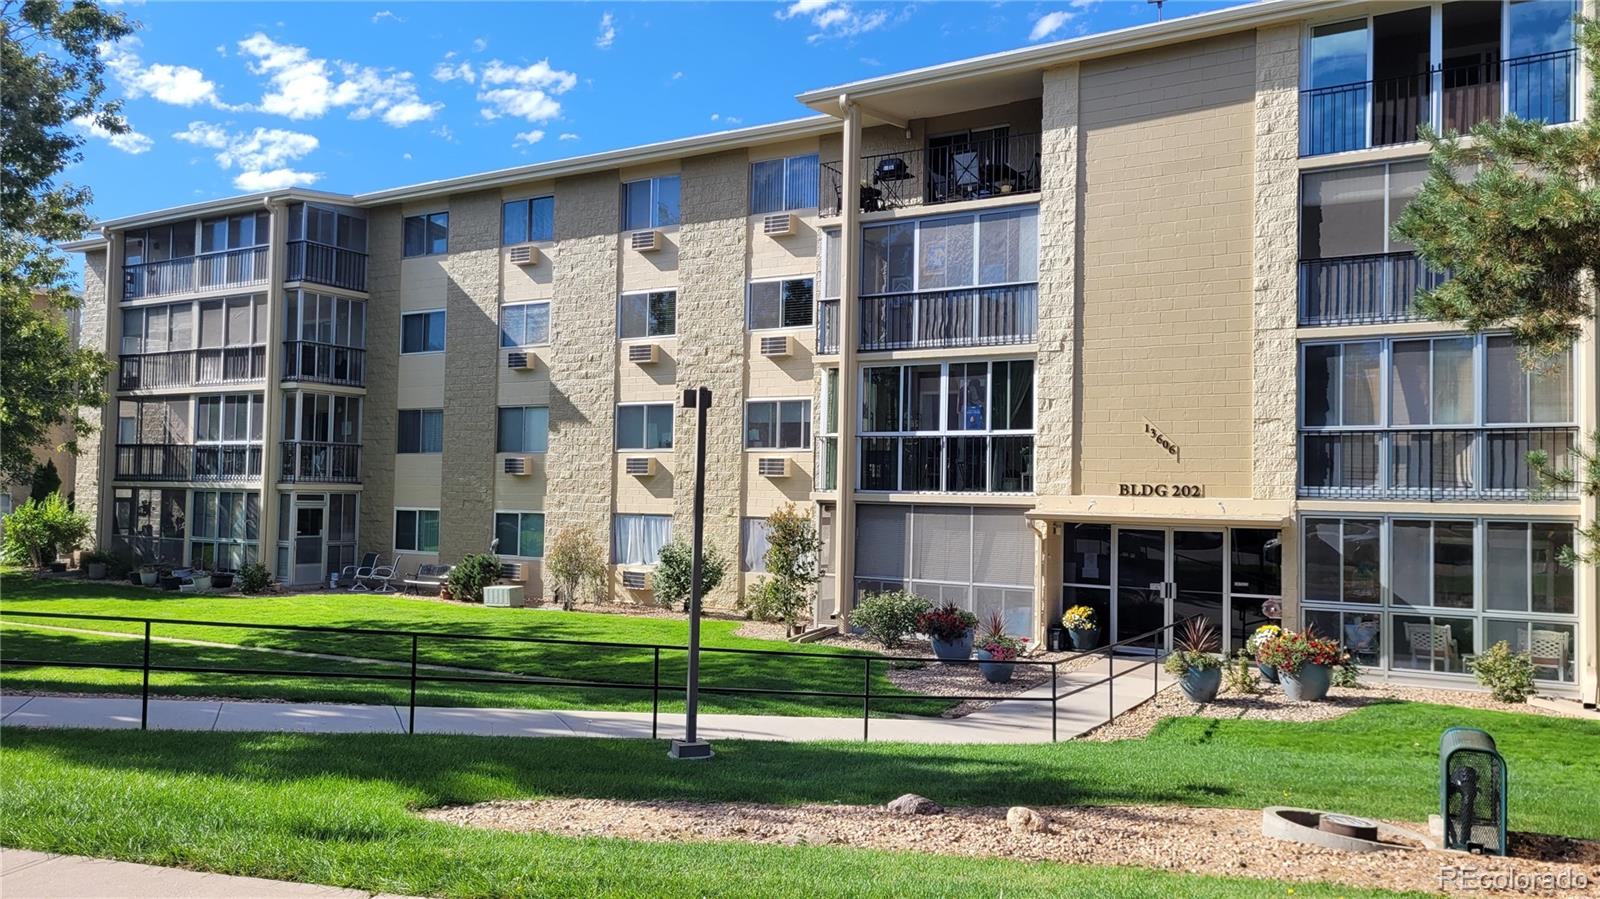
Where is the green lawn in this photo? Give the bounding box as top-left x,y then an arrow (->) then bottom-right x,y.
0,572 -> 944,716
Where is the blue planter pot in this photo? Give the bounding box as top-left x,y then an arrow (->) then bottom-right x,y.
974,648 -> 1015,684
1257,662 -> 1279,684
1280,662 -> 1332,702
930,633 -> 974,663
1178,666 -> 1222,703
1068,626 -> 1101,651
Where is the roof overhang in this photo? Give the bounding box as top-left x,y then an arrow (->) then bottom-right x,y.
1026,495 -> 1295,528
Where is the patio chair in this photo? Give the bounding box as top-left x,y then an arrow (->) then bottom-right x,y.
353,556 -> 398,593
953,151 -> 980,197
1403,622 -> 1458,670
1519,628 -> 1571,680
403,563 -> 454,595
338,552 -> 379,590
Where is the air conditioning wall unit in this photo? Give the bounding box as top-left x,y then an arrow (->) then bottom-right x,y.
758,335 -> 793,358
621,568 -> 651,591
761,213 -> 795,237
757,456 -> 792,478
624,456 -> 658,477
503,455 -> 536,476
629,230 -> 661,252
499,561 -> 529,581
507,244 -> 540,266
626,343 -> 659,365
506,351 -> 536,371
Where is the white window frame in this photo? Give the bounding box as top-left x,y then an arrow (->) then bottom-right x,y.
617,290 -> 676,340
749,153 -> 821,214
859,205 -> 1039,299
621,176 -> 681,231
403,212 -> 449,258
615,402 -> 674,452
493,509 -> 546,559
499,301 -> 551,348
394,507 -> 441,554
400,308 -> 446,355
496,405 -> 550,455
744,397 -> 813,451
397,409 -> 444,455
745,277 -> 815,332
501,195 -> 555,246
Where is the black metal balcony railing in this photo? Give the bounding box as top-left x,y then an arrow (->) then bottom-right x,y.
816,286 -> 1037,354
113,444 -> 263,483
1300,48 -> 1578,157
118,346 -> 267,391
1298,251 -> 1448,326
122,247 -> 270,301
858,434 -> 1033,494
279,441 -> 361,484
282,341 -> 366,387
821,132 -> 1043,217
285,240 -> 368,293
1299,427 -> 1578,501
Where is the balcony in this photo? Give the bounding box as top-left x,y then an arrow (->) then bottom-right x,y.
282,341 -> 365,387
285,240 -> 368,292
279,441 -> 361,484
118,347 -> 266,391
821,132 -> 1042,217
113,444 -> 262,483
1299,427 -> 1578,501
859,435 -> 1033,494
816,285 -> 1037,354
1299,252 -> 1448,326
121,247 -> 270,301
1301,49 -> 1578,157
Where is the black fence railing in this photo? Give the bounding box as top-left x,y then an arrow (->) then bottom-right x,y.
279,441 -> 361,484
285,241 -> 368,293
1298,251 -> 1447,326
114,444 -> 263,483
1299,427 -> 1579,501
858,434 -> 1034,494
282,341 -> 366,387
118,347 -> 267,391
0,610 -> 1193,742
821,133 -> 1043,216
860,284 -> 1038,351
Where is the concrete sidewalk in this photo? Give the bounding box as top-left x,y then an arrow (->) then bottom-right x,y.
1,657 -> 1166,744
0,848 -> 410,899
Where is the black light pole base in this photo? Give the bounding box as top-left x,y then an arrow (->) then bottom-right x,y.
668,739 -> 714,760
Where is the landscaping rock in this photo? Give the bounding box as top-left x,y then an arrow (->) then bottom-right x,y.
886,794 -> 943,816
1006,806 -> 1049,833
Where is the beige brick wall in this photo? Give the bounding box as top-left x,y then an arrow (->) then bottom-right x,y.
1252,23 -> 1300,502
1035,64 -> 1079,497
360,205 -> 402,554
74,248 -> 111,545
617,337 -> 679,401
439,190 -> 502,561
1076,32 -> 1257,498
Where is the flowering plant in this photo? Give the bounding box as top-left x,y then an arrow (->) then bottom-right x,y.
1062,605 -> 1097,631
976,611 -> 1023,661
1244,624 -> 1282,658
1254,629 -> 1341,675
916,603 -> 978,642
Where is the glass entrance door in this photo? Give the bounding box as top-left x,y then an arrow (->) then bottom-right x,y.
293,504 -> 325,585
1115,529 -> 1167,649
1171,530 -> 1226,645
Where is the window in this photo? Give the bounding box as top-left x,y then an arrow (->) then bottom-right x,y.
110,487 -> 186,564
616,403 -> 673,451
502,196 -> 555,245
618,291 -> 676,339
200,211 -> 270,252
613,513 -> 672,565
286,291 -> 366,348
1390,337 -> 1474,426
403,212 -> 449,257
189,490 -> 260,571
121,302 -> 194,354
195,395 -> 263,443
497,406 -> 549,454
740,517 -> 772,572
124,221 -> 197,265
750,154 -> 820,214
395,508 -> 440,553
398,409 -> 444,454
495,511 -> 545,558
745,400 -> 811,450
1299,162 -> 1427,260
1300,341 -> 1382,427
499,302 -> 550,347
289,203 -> 367,252
401,310 -> 445,353
282,391 -> 362,444
746,278 -> 813,330
622,176 -> 680,230
1485,336 -> 1573,424
861,209 -> 1038,295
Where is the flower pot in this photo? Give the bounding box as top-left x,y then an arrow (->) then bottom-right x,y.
158,576 -> 182,591
190,574 -> 213,591
139,570 -> 159,586
975,648 -> 1015,684
1280,662 -> 1332,702
930,632 -> 974,663
86,563 -> 107,580
1178,666 -> 1222,703
211,573 -> 234,590
1068,626 -> 1101,651
48,562 -> 67,573
1257,662 -> 1279,684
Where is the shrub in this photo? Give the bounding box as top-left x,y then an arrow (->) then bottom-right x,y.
743,577 -> 809,631
29,459 -> 61,502
651,539 -> 727,611
737,504 -> 821,629
1061,605 -> 1096,631
1471,641 -> 1536,703
976,611 -> 1024,662
1,493 -> 89,568
545,526 -> 609,609
446,553 -> 501,603
915,603 -> 978,643
236,562 -> 272,594
1164,617 -> 1222,675
849,590 -> 930,648
1333,657 -> 1364,688
1244,624 -> 1282,659
1255,629 -> 1341,675
1223,650 -> 1260,694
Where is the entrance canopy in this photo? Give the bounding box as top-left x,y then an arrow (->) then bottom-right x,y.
1026,495 -> 1294,528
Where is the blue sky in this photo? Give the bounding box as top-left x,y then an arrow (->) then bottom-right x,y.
74,0 -> 1240,220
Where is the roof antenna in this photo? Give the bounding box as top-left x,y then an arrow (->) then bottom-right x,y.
1148,0 -> 1165,21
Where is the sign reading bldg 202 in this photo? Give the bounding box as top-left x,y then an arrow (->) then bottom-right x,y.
1118,483 -> 1205,498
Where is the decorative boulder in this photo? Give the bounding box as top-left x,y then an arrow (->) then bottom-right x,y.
1007,806 -> 1049,833
886,793 -> 943,816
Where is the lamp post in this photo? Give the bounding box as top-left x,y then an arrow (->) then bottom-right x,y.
669,385 -> 714,760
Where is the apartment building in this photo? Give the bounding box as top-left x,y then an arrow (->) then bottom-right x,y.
64,0 -> 1597,703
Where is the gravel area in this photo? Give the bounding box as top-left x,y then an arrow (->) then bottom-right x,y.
423,798 -> 1600,897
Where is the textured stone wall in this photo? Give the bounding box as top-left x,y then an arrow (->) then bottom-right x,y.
360,205 -> 403,554
547,172 -> 621,579
74,248 -> 111,545
439,190 -> 503,560
1252,24 -> 1300,503
1035,64 -> 1079,498
674,150 -> 750,608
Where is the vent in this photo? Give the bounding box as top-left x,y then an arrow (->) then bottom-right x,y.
506,351 -> 535,371
507,244 -> 540,266
499,561 -> 528,581
621,569 -> 651,591
624,456 -> 658,477
503,455 -> 536,476
761,213 -> 795,237
758,335 -> 792,357
629,230 -> 660,252
626,343 -> 659,365
757,456 -> 792,478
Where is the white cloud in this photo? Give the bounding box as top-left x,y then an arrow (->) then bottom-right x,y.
777,0 -> 890,43
402,152 -> 413,160
1029,10 -> 1076,41
472,37 -> 488,52
172,121 -> 229,148
475,58 -> 577,123
233,168 -> 318,191
595,11 -> 616,48
671,71 -> 684,80
709,113 -> 742,125
558,132 -> 580,141
237,33 -> 439,127
432,59 -> 475,84
101,38 -> 230,108
73,114 -> 154,154
514,129 -> 545,146
371,9 -> 403,23
173,121 -> 321,190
